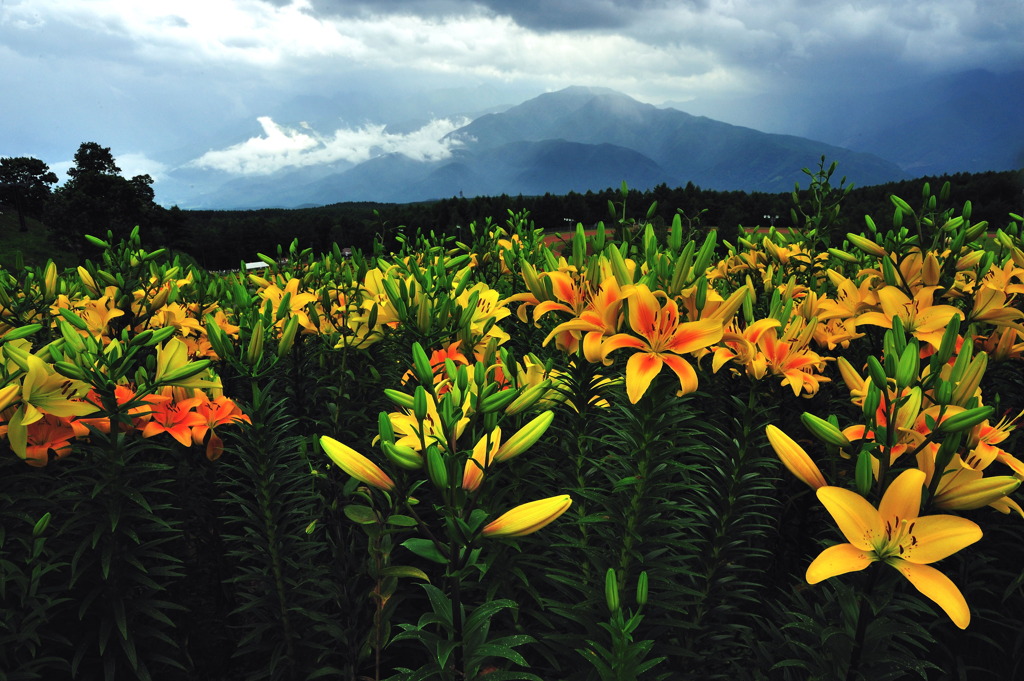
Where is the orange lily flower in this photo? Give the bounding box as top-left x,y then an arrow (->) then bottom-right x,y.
598,284 -> 723,403
140,391 -> 206,448
22,413 -> 77,467
191,393 -> 251,461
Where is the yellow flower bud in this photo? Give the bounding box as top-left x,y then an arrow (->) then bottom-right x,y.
320,435 -> 395,492
481,494 -> 572,538
766,425 -> 827,490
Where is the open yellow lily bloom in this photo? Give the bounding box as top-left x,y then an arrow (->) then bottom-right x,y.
807,469 -> 982,629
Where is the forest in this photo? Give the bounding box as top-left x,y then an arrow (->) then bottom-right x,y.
2,143 -> 1022,270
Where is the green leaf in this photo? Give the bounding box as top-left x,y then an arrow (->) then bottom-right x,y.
386,514 -> 418,527
343,505 -> 378,525
401,538 -> 448,564
380,565 -> 431,583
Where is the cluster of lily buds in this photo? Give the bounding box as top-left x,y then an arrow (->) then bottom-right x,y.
321,338 -> 569,541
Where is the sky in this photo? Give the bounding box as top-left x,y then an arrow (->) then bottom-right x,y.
2,0 -> 1023,206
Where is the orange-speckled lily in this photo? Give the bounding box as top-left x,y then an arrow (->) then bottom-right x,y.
807,468 -> 982,629
598,284 -> 723,403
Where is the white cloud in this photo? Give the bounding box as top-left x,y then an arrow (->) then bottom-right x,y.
190,116 -> 470,174
116,152 -> 169,181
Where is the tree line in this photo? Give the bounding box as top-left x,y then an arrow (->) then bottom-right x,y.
3,143 -> 1022,270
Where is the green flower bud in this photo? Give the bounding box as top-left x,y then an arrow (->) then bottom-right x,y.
413,385 -> 429,423
604,568 -> 620,613
801,412 -> 851,448
425,445 -> 448,490
855,449 -> 874,497
866,356 -> 888,392
636,571 -> 649,607
895,344 -> 919,391
383,442 -> 424,470
411,342 -> 435,386
937,406 -> 993,434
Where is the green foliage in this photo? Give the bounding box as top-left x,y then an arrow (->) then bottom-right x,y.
217,383 -> 357,679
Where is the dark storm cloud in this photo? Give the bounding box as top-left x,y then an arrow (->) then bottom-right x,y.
475,0 -> 707,32
264,0 -> 705,31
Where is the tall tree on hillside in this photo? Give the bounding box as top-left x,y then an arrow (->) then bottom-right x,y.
0,156 -> 59,232
46,142 -> 167,251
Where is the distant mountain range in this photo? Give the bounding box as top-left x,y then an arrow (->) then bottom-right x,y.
175,73 -> 1023,209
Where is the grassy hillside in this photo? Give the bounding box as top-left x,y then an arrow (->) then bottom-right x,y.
0,211 -> 77,270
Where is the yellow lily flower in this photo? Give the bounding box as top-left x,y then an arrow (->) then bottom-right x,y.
856,286 -> 962,352
807,469 -> 982,629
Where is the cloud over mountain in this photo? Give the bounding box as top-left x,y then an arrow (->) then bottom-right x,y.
189,116 -> 470,175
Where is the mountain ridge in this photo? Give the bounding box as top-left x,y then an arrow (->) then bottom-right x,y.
175,85 -> 919,208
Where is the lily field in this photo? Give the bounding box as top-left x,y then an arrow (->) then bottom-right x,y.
2,177 -> 1024,681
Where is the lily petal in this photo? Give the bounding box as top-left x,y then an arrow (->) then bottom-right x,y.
878,468 -> 925,524
901,515 -> 982,564
806,543 -> 873,584
625,352 -> 663,404
886,558 -> 971,629
660,353 -> 699,396
816,486 -> 885,552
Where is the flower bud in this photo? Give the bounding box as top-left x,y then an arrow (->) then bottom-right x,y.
413,385 -> 429,422
800,413 -> 851,448
411,342 -> 435,386
855,449 -> 874,497
766,425 -> 827,489
495,411 -> 554,462
862,383 -> 882,423
320,435 -> 395,492
937,406 -> 994,434
952,353 -> 987,406
246,321 -> 265,367
934,475 -> 1021,511
481,494 -> 572,538
895,344 -> 919,391
866,356 -> 888,393
32,512 -> 52,537
827,247 -> 860,263
504,380 -> 551,415
846,233 -> 887,257
383,442 -> 424,470
604,568 -> 620,613
425,445 -> 449,490
636,571 -> 649,607
277,315 -> 300,359
43,261 -> 58,299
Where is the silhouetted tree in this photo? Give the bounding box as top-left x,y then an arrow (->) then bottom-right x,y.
0,156 -> 58,232
46,142 -> 166,251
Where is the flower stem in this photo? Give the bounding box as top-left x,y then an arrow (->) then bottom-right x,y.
845,568 -> 879,681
